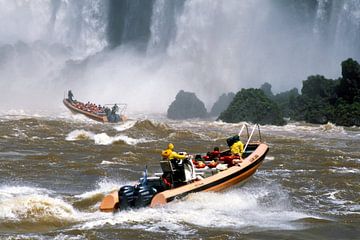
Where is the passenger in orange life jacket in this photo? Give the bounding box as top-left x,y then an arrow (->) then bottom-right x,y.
209,146 -> 220,160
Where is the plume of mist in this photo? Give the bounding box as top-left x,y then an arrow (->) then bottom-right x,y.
0,0 -> 359,113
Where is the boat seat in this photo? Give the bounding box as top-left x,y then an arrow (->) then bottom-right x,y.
160,160 -> 176,174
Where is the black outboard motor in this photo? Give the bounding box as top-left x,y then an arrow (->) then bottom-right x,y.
133,185 -> 157,208
118,166 -> 160,210
118,185 -> 135,209
118,184 -> 157,209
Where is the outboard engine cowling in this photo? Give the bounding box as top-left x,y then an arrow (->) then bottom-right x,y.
118,185 -> 135,209
133,185 -> 157,208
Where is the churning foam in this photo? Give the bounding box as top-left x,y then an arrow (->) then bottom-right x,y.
65,129 -> 95,141
94,133 -> 151,145
78,184 -> 314,234
0,185 -> 78,225
74,178 -> 132,200
65,129 -> 150,145
113,120 -> 137,132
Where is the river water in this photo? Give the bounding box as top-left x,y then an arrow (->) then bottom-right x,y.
0,109 -> 359,239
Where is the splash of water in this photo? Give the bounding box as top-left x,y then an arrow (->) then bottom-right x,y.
79,184 -> 314,234
0,185 -> 78,226
65,129 -> 95,141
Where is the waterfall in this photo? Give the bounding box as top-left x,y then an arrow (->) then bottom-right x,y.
147,0 -> 185,55
107,0 -> 154,50
333,0 -> 360,58
50,0 -> 108,57
0,0 -> 360,111
0,0 -> 107,56
313,0 -> 330,36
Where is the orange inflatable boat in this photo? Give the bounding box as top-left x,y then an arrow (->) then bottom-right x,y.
100,124 -> 269,212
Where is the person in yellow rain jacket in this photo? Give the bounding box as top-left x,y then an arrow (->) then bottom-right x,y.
230,140 -> 244,157
161,143 -> 190,187
161,143 -> 187,160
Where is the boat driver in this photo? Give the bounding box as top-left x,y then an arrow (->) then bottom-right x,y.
161,143 -> 187,161
161,143 -> 189,187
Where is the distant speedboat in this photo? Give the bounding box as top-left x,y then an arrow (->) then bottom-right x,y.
100,124 -> 269,212
63,91 -> 127,123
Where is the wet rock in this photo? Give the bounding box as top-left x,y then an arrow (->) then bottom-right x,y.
209,92 -> 235,117
167,90 -> 208,119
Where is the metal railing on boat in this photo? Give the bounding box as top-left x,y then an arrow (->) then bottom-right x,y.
104,103 -> 127,115
238,123 -> 262,152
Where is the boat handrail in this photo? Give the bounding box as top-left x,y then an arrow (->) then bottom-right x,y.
238,124 -> 246,137
104,103 -> 127,115
239,123 -> 262,152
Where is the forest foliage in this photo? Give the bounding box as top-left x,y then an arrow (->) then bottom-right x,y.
218,58 -> 360,126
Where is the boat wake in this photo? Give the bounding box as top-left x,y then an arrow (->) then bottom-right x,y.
76,181 -> 317,235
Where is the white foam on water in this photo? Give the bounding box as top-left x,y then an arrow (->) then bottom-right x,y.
65,129 -> 95,141
329,167 -> 360,174
74,179 -> 134,200
93,132 -> 113,145
93,133 -> 152,146
319,122 -> 346,133
113,120 -> 137,132
100,159 -> 129,166
0,109 -> 34,119
265,156 -> 275,161
263,122 -> 348,138
323,190 -> 348,205
53,234 -> 87,240
79,185 -> 315,234
100,160 -> 115,165
0,185 -> 79,224
0,185 -> 51,198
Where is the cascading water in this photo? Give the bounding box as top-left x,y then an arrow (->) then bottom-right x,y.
147,0 -> 185,55
0,0 -> 107,55
313,0 -> 360,68
0,0 -> 359,112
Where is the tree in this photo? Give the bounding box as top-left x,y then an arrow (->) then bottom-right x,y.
338,58 -> 360,103
218,88 -> 286,125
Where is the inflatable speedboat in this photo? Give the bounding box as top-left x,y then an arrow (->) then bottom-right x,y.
100,124 -> 269,212
63,98 -> 127,123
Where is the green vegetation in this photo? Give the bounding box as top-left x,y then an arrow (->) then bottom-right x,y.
218,58 -> 360,126
261,82 -> 300,118
261,58 -> 360,126
289,58 -> 360,126
218,88 -> 286,126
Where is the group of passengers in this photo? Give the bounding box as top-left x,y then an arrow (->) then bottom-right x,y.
67,90 -> 113,115
160,136 -> 244,187
73,101 -> 105,115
